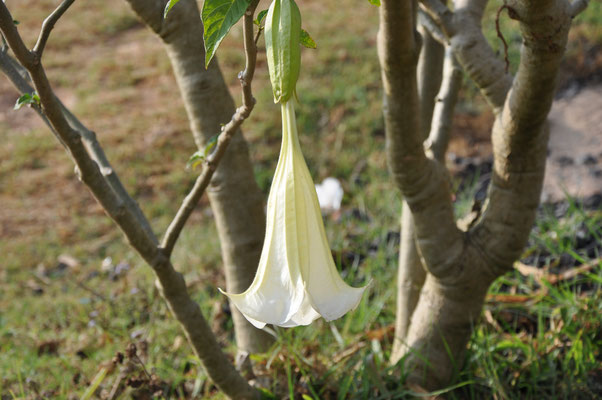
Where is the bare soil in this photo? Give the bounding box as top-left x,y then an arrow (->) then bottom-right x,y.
544,84 -> 602,202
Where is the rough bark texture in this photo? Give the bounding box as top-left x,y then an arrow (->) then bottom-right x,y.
380,0 -> 574,388
124,0 -> 273,353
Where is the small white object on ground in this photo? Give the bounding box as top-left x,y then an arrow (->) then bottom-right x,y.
315,177 -> 344,212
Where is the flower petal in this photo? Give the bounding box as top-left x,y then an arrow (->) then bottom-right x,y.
221,113 -> 305,326
282,101 -> 367,321
222,101 -> 366,329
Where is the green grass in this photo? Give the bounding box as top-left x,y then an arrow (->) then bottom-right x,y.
1,0 -> 601,398
450,199 -> 602,399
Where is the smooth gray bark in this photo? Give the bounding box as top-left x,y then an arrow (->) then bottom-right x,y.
123,0 -> 273,353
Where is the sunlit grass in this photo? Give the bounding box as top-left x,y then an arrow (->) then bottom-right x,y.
1,0 -> 601,398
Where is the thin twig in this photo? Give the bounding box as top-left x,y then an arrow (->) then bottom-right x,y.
70,276 -> 111,303
133,354 -> 152,380
33,0 -> 76,58
0,52 -> 31,92
495,4 -> 510,73
240,0 -> 260,108
254,26 -> 263,46
1,0 -> 159,265
160,0 -> 260,258
515,257 -> 601,285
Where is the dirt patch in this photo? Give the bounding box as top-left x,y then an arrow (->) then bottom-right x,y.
448,83 -> 602,204
543,84 -> 602,202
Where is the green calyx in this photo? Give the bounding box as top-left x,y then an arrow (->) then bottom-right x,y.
265,0 -> 302,104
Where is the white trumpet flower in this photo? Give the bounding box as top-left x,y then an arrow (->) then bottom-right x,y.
220,101 -> 367,328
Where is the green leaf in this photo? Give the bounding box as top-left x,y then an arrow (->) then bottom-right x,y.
300,29 -> 317,49
14,92 -> 40,110
13,20 -> 20,25
187,151 -> 205,170
203,134 -> 218,157
163,0 -> 181,18
254,9 -> 268,26
80,368 -> 108,400
368,0 -> 380,5
202,0 -> 250,68
257,387 -> 276,400
186,134 -> 219,169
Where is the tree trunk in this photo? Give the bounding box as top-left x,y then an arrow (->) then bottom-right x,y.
124,0 -> 273,353
379,0 -> 573,389
391,24 -> 444,363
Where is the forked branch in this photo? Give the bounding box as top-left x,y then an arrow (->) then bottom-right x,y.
420,0 -> 512,113
471,0 -> 574,274
419,0 -> 455,37
160,0 -> 260,257
0,51 -> 61,140
418,9 -> 447,45
0,50 -> 155,238
378,0 -> 463,277
33,0 -> 76,58
0,2 -> 261,398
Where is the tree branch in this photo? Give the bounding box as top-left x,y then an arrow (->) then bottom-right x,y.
2,0 -> 162,274
378,0 -> 463,277
160,0 -> 260,258
0,4 -> 35,67
452,0 -> 512,113
471,0 -> 572,274
125,0 -> 273,354
0,51 -> 62,143
425,46 -> 462,162
240,0 -> 259,108
419,0 -> 456,37
390,15 -> 445,363
418,16 -> 446,140
420,0 -> 512,113
418,9 -> 447,45
0,50 -> 155,239
0,3 -> 259,398
33,0 -> 76,58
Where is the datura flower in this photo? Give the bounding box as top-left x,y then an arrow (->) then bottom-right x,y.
221,101 -> 366,328
220,0 -> 366,328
